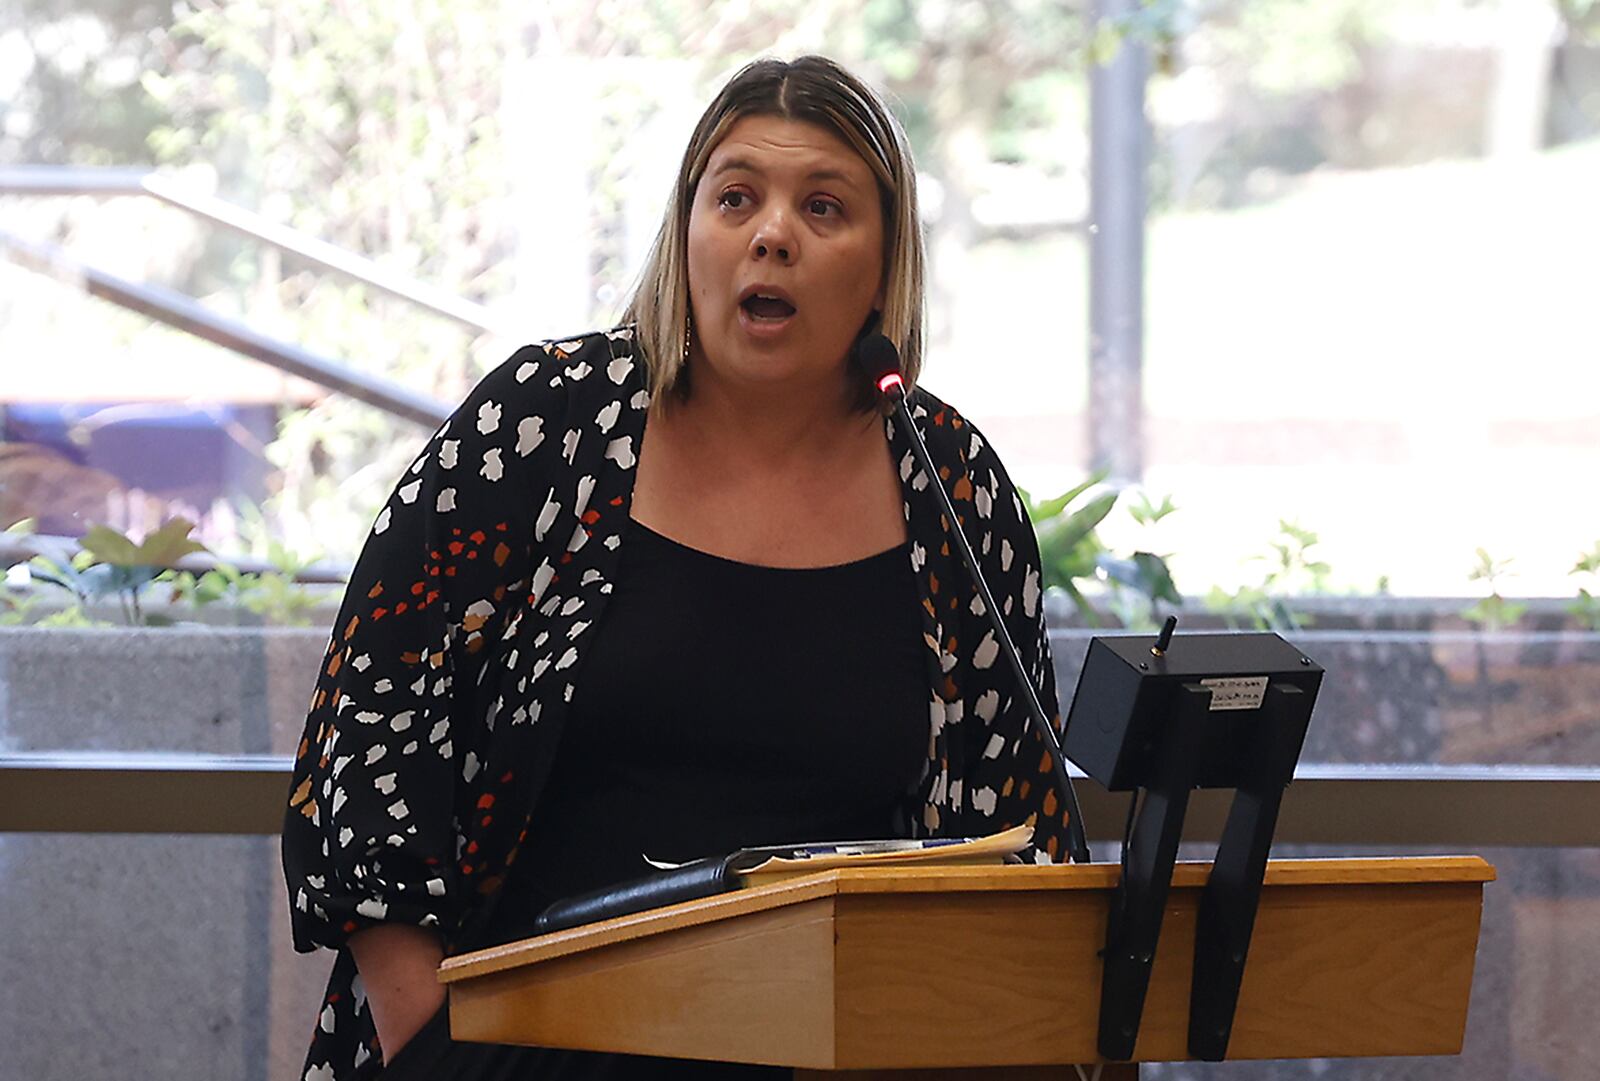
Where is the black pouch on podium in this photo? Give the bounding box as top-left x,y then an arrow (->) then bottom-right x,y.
531,851 -> 758,935
530,827 -> 1034,935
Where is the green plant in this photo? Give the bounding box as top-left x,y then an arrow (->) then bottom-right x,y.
1098,489 -> 1182,630
164,563 -> 251,609
159,537 -> 326,627
2,589 -> 97,627
1462,548 -> 1528,632
2,527 -> 51,625
1021,473 -> 1181,628
10,526 -> 98,627
1569,543 -> 1600,631
5,518 -> 96,626
1,591 -> 40,626
68,519 -> 209,625
8,516 -> 328,628
1126,490 -> 1179,529
1206,519 -> 1332,631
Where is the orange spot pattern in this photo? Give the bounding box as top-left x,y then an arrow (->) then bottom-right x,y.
282,334 -> 1073,1081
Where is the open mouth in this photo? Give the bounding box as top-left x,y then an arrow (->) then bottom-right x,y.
739,294 -> 797,321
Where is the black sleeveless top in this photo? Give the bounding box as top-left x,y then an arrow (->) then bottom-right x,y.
486,517 -> 931,944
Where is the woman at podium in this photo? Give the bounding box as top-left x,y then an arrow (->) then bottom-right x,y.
282,55 -> 1077,1081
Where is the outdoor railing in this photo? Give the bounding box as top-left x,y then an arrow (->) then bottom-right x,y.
0,165 -> 474,427
0,166 -> 514,337
2,752 -> 1595,847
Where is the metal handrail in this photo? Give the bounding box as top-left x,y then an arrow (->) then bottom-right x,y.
0,164 -> 524,426
0,230 -> 451,427
3,751 -> 1597,846
0,165 -> 521,339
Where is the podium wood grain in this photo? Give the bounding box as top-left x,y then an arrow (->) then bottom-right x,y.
794,1069 -> 1136,1079
440,857 -> 1493,1073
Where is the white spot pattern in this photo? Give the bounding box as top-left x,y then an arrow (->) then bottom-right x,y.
974,630 -> 1000,670
480,448 -> 504,482
283,330 -> 1068,1078
534,492 -> 560,541
603,435 -> 635,469
516,416 -> 545,456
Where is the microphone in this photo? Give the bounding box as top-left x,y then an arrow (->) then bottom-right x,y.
856,332 -> 906,396
857,333 -> 1092,864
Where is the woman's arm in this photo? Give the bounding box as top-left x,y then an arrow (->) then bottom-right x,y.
347,923 -> 447,1056
283,341 -> 568,952
281,331 -> 636,1074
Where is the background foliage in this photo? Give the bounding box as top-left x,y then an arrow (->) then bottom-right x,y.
3,0 -> 1598,610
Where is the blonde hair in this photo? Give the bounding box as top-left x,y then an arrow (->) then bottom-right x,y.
623,55 -> 925,411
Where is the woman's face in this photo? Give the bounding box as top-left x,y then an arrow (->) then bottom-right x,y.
685,114 -> 886,400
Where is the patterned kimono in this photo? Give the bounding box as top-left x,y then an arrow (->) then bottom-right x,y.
282,326 -> 1076,1081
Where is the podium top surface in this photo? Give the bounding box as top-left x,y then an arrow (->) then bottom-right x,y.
440,855 -> 1493,985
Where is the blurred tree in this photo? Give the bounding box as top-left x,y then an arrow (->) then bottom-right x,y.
6,0 -> 1110,557
4,0 -> 1111,556
531,0 -> 1099,338
1185,0 -> 1398,96
138,0 -> 518,557
847,0 -> 1091,339
1552,0 -> 1600,141
0,0 -> 176,165
1158,0 -> 1600,204
145,0 -> 514,319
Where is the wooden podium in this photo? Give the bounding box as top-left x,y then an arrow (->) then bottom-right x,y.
439,857 -> 1493,1078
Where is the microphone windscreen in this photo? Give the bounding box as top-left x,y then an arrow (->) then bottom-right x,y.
855,332 -> 902,387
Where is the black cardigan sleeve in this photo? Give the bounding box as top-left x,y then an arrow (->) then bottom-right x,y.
282,344 -> 565,952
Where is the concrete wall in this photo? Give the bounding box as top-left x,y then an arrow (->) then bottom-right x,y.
1,623 -> 1597,1080
0,627 -> 329,1081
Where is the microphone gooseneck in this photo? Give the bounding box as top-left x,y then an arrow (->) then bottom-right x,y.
858,333 -> 1092,864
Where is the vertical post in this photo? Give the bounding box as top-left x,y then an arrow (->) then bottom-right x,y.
1088,0 -> 1150,483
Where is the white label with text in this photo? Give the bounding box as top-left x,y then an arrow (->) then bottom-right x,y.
1201,676 -> 1269,711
